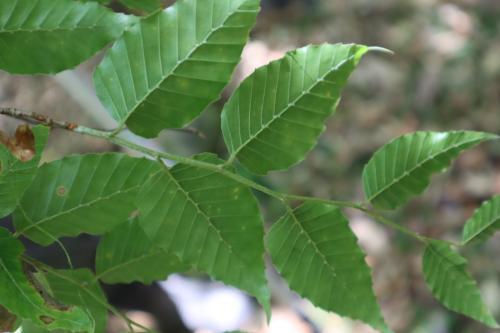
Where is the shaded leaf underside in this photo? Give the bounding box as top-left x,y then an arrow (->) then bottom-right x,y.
14,153 -> 159,245
266,202 -> 389,332
137,153 -> 270,314
422,241 -> 498,328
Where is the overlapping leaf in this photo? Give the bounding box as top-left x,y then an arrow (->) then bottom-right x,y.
0,0 -> 136,74
0,227 -> 92,332
42,269 -> 108,333
137,153 -> 270,314
96,218 -> 188,284
14,153 -> 160,245
94,0 -> 260,138
362,131 -> 498,210
462,195 -> 500,245
422,240 -> 498,327
221,43 -> 371,175
266,202 -> 390,332
0,125 -> 48,219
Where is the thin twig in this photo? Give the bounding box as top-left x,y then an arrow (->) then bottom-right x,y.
0,107 -> 439,244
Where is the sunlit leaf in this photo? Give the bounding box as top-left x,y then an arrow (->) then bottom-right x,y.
94,0 -> 260,138
137,153 -> 270,315
221,43 -> 371,175
0,227 -> 93,332
0,0 -> 136,74
266,202 -> 390,332
362,131 -> 498,210
422,240 -> 498,328
14,153 -> 160,245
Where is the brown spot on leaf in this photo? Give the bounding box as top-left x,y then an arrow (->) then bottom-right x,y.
129,209 -> 140,218
0,125 -> 36,162
39,315 -> 55,324
0,305 -> 17,331
56,186 -> 67,197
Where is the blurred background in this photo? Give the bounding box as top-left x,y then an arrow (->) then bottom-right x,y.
1,0 -> 499,332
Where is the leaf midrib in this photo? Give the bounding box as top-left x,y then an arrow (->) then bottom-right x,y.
367,136 -> 487,204
228,52 -> 357,162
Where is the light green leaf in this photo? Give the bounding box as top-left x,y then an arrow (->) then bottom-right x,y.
266,202 -> 390,332
0,0 -> 136,74
14,153 -> 160,245
462,195 -> 500,245
0,125 -> 49,219
221,43 -> 370,175
94,0 -> 260,138
118,0 -> 162,13
137,153 -> 270,315
42,269 -> 108,333
0,227 -> 93,332
362,131 -> 498,210
422,240 -> 498,328
96,218 -> 188,284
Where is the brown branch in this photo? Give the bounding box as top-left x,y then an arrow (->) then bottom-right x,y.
0,107 -> 78,131
0,107 -> 206,138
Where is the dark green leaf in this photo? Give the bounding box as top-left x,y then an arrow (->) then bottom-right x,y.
94,0 -> 260,138
422,240 -> 498,328
0,0 -> 137,74
14,153 -> 160,245
137,153 -> 270,315
362,131 -> 498,210
0,125 -> 49,218
43,269 -> 108,333
96,218 -> 188,284
221,43 -> 370,175
462,195 -> 500,245
266,202 -> 390,332
0,227 -> 92,332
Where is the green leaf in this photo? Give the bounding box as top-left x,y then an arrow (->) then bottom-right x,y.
0,0 -> 136,74
462,195 -> 500,245
0,126 -> 49,219
118,0 -> 162,13
42,269 -> 108,333
94,0 -> 260,138
266,202 -> 390,332
362,131 -> 498,210
221,43 -> 370,175
137,153 -> 270,315
96,218 -> 188,284
14,153 -> 160,246
422,240 -> 498,328
0,227 -> 93,332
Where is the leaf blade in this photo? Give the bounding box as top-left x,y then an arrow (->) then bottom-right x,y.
462,195 -> 500,245
0,0 -> 135,74
96,218 -> 188,284
362,131 -> 498,210
266,202 -> 390,332
94,0 -> 260,138
422,240 -> 498,327
137,153 -> 270,315
221,43 -> 370,174
0,227 -> 93,332
14,153 -> 160,245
